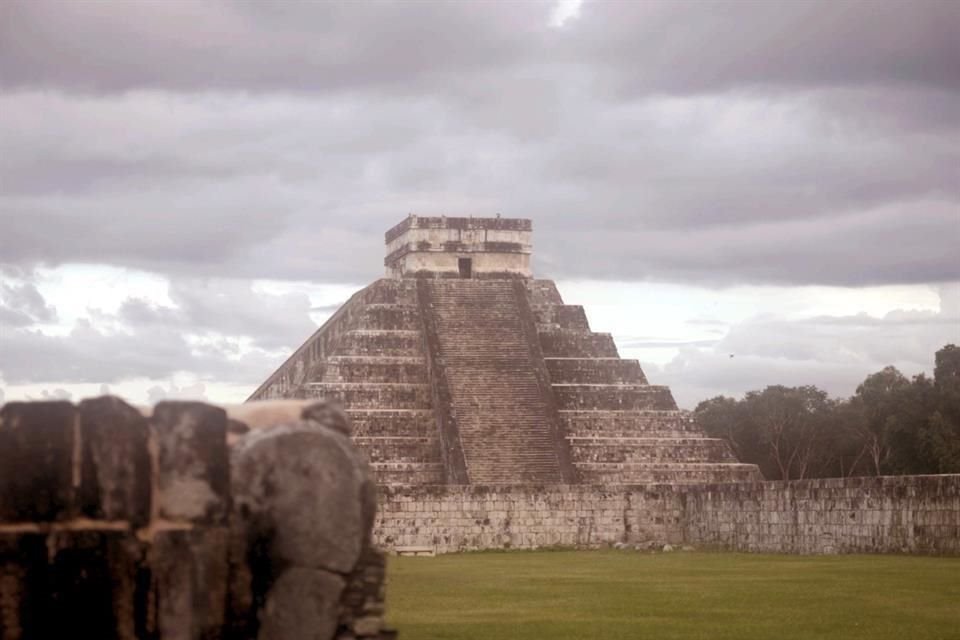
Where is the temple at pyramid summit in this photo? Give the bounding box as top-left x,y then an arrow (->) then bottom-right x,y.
249,215 -> 760,487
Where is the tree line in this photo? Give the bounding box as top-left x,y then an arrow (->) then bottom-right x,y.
694,344 -> 960,480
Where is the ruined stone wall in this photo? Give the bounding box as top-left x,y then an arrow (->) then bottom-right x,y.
375,476 -> 960,556
681,475 -> 960,555
0,398 -> 394,640
375,485 -> 683,554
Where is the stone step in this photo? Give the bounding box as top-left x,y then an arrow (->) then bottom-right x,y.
369,462 -> 445,486
539,330 -> 619,358
357,279 -> 418,305
322,356 -> 428,384
558,410 -> 702,437
424,279 -> 564,485
303,382 -> 431,409
346,409 -> 437,438
575,462 -> 762,484
552,384 -> 677,411
352,436 -> 442,464
568,437 -> 738,464
337,330 -> 423,357
353,304 -> 421,331
531,304 -> 591,331
523,280 -> 563,305
545,358 -> 648,385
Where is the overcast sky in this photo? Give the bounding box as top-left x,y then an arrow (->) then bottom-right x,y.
1,0 -> 958,408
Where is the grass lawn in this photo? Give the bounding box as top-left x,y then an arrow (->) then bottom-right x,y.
386,550 -> 960,640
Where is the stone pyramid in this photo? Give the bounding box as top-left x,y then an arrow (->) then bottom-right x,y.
249,215 -> 759,486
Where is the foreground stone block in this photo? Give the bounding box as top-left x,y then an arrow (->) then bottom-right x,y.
152,401 -> 229,524
232,423 -> 375,575
0,401 -> 75,522
337,547 -> 388,639
152,528 -> 229,640
257,568 -> 345,640
79,396 -> 151,525
301,400 -> 351,436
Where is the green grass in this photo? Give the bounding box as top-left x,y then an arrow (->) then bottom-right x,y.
386,550 -> 960,640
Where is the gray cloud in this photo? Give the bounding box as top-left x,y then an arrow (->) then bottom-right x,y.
0,1 -> 552,94
146,383 -> 208,405
567,0 -> 960,96
0,2 -> 957,286
0,84 -> 956,286
0,280 -> 57,327
3,1 -> 956,96
0,278 -> 314,385
0,0 -> 958,400
120,279 -> 316,350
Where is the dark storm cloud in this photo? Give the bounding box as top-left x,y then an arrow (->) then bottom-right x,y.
0,0 -> 957,287
567,0 -> 960,95
3,1 -> 956,95
0,1 -> 552,93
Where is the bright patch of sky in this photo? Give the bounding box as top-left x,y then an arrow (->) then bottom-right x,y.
561,279 -> 943,367
2,264 -> 951,407
549,0 -> 583,28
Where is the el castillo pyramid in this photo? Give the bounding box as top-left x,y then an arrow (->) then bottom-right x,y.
249,215 -> 759,486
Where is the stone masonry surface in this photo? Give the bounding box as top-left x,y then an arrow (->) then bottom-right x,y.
248,276 -> 757,488
0,397 -> 395,640
375,476 -> 960,555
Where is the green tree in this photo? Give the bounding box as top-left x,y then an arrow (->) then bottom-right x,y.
922,344 -> 960,473
851,366 -> 911,475
744,385 -> 832,481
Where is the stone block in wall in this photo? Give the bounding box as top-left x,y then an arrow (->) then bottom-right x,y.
0,533 -> 47,639
0,401 -> 76,522
78,396 -> 151,526
151,401 -> 229,524
302,382 -> 431,410
337,330 -> 423,358
257,568 -> 345,640
552,385 -> 677,411
538,330 -> 619,358
45,531 -> 144,640
151,528 -> 230,640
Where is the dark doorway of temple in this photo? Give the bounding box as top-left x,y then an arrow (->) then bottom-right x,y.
458,258 -> 472,278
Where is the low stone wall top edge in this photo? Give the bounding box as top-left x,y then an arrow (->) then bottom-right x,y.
677,474 -> 960,494
376,483 -> 693,496
375,475 -> 960,498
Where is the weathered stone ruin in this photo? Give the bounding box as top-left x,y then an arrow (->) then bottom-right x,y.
248,215 -> 960,556
249,214 -> 758,487
0,397 -> 393,640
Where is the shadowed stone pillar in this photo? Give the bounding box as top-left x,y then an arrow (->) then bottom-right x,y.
0,401 -> 75,522
150,401 -> 231,640
79,396 -> 152,526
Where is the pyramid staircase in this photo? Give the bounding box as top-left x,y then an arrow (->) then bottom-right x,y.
418,279 -> 572,484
